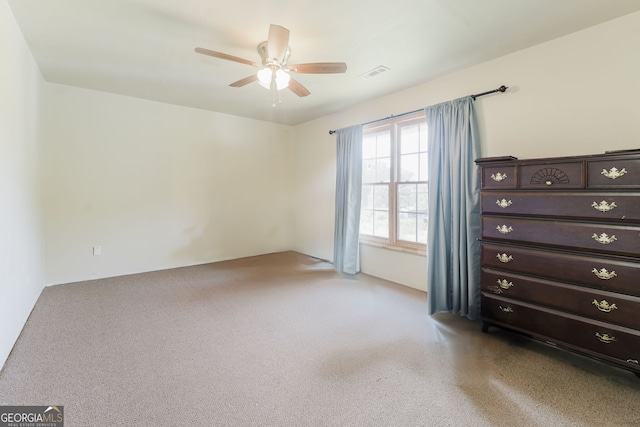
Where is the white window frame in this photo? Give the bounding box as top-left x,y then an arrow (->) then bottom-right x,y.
359,111 -> 427,256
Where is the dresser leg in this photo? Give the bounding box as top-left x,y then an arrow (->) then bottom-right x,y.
481,321 -> 490,333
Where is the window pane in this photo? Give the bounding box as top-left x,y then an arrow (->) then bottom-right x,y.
398,212 -> 417,242
360,210 -> 374,235
417,184 -> 428,213
401,126 -> 420,154
419,124 -> 428,152
398,184 -> 417,212
373,184 -> 389,210
417,214 -> 428,243
373,211 -> 389,238
361,185 -> 373,210
377,133 -> 391,157
362,135 -> 377,159
376,157 -> 391,183
400,153 -> 419,182
419,152 -> 428,181
362,159 -> 376,183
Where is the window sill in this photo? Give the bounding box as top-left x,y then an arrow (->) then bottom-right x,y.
359,239 -> 426,256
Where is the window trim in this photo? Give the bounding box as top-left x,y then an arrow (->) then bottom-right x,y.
359,111 -> 427,256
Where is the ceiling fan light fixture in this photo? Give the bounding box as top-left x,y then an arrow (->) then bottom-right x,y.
257,67 -> 273,89
275,69 -> 290,90
257,66 -> 290,91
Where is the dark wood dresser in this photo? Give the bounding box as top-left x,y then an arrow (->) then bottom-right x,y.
475,150 -> 640,377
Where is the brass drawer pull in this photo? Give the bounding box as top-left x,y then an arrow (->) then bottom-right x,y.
592,268 -> 617,280
499,305 -> 514,313
592,299 -> 618,313
496,253 -> 513,263
496,225 -> 513,234
601,167 -> 627,180
497,279 -> 514,290
491,172 -> 507,182
496,199 -> 513,209
592,232 -> 617,245
591,200 -> 617,212
595,332 -> 616,344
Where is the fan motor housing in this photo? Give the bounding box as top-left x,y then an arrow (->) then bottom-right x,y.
257,41 -> 290,66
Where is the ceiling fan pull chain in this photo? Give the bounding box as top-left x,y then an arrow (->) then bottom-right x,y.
271,84 -> 277,107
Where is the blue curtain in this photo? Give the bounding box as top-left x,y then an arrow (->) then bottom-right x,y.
333,125 -> 363,274
425,97 -> 481,319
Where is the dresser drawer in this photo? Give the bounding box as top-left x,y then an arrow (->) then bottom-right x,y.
481,243 -> 640,296
482,268 -> 640,329
481,192 -> 640,222
482,165 -> 517,189
482,216 -> 640,256
519,162 -> 584,189
482,295 -> 640,368
588,158 -> 640,189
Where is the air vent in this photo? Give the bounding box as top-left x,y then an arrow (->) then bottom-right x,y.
360,65 -> 390,80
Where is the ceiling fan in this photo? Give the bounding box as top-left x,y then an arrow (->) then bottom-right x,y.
195,24 -> 347,102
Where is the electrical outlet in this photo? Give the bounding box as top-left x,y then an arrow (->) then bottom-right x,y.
93,246 -> 102,256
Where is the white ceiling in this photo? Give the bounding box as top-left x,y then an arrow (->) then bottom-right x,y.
8,0 -> 640,126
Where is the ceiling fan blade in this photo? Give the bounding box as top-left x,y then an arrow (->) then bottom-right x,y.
229,74 -> 258,87
288,78 -> 310,97
195,47 -> 259,67
289,62 -> 347,74
267,24 -> 290,62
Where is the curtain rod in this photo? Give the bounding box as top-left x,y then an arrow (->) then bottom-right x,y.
328,85 -> 508,135
470,85 -> 508,100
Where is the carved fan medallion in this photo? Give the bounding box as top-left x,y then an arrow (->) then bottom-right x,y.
530,168 -> 570,185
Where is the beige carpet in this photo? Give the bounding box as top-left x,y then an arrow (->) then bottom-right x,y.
1,251 -> 639,426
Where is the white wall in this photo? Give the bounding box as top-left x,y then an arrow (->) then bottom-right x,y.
0,1 -> 46,367
291,12 -> 640,291
42,84 -> 294,285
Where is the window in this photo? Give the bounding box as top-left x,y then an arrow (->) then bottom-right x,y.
360,112 -> 428,255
